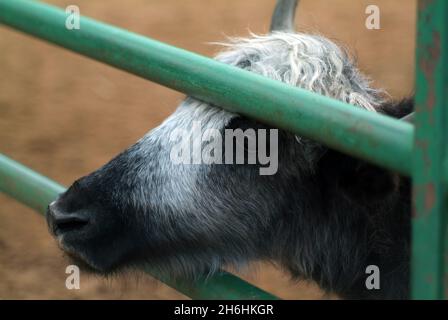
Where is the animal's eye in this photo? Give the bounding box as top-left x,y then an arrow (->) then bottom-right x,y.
237,59 -> 252,69
236,54 -> 260,69
224,117 -> 275,160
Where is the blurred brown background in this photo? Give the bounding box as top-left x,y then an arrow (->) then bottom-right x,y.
0,0 -> 415,299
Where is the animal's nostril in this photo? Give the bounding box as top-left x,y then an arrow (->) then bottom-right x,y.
54,215 -> 89,234
47,203 -> 90,236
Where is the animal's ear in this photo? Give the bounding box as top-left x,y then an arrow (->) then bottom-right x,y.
319,150 -> 399,203
377,98 -> 414,119
339,155 -> 399,203
325,97 -> 413,202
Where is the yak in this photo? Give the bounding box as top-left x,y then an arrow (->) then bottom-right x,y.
46,0 -> 413,299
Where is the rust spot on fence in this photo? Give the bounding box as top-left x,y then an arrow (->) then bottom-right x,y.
426,274 -> 434,285
419,31 -> 441,125
418,0 -> 435,12
425,183 -> 436,212
413,182 -> 436,218
415,139 -> 431,174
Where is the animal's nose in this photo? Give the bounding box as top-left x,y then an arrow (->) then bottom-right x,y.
46,201 -> 90,236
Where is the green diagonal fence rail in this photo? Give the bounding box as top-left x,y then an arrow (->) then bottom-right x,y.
0,0 -> 414,176
0,153 -> 278,300
0,0 -> 447,299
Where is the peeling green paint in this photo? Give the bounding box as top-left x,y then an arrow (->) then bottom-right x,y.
412,0 -> 448,300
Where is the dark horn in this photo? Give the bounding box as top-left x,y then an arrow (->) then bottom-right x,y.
270,0 -> 299,32
401,112 -> 415,123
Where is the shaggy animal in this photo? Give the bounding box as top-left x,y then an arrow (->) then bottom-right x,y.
46,0 -> 413,299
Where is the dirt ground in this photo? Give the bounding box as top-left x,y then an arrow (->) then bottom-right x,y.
0,0 -> 416,299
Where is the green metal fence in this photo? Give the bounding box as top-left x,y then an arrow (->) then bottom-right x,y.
412,0 -> 448,300
0,0 -> 446,299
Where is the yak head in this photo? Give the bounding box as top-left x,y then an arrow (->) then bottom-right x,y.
46,0 -> 412,299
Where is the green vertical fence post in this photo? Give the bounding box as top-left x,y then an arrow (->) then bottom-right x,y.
412,0 -> 448,299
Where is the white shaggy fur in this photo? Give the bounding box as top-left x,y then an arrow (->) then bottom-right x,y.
214,32 -> 384,111
132,31 -> 386,226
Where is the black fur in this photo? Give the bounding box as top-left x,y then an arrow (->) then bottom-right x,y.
47,99 -> 414,300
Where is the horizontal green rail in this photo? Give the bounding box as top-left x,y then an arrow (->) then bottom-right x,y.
0,154 -> 278,300
0,0 -> 415,177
